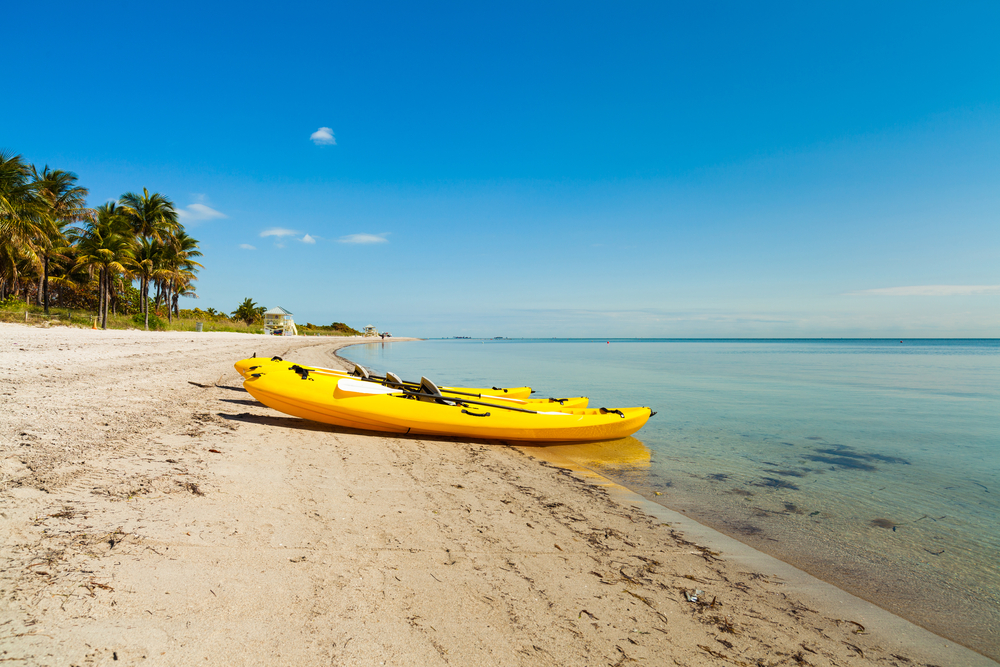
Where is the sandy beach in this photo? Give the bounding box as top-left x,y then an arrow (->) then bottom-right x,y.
1,324 -> 994,666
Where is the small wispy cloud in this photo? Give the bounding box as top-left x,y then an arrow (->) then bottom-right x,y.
178,203 -> 227,221
177,194 -> 227,222
301,234 -> 316,244
310,127 -> 336,145
337,232 -> 389,244
848,285 -> 1000,296
239,243 -> 256,250
260,227 -> 299,238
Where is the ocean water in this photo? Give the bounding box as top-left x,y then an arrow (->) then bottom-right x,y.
338,339 -> 1000,658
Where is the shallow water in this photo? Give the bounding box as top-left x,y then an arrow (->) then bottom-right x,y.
339,339 -> 1000,659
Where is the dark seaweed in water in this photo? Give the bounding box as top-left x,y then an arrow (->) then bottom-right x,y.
751,477 -> 800,490
767,469 -> 807,478
815,447 -> 910,465
707,473 -> 729,482
727,488 -> 753,497
804,443 -> 910,471
870,518 -> 896,529
805,455 -> 878,471
783,502 -> 804,514
728,521 -> 764,536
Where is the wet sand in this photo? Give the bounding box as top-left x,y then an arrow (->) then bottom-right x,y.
1,323 -> 994,666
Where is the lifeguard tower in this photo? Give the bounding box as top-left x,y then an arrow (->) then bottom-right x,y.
363,324 -> 378,337
263,306 -> 298,336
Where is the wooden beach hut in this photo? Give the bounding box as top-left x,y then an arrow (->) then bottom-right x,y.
363,325 -> 379,337
264,306 -> 298,336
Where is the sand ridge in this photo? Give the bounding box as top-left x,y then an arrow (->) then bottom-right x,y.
0,324 -> 993,666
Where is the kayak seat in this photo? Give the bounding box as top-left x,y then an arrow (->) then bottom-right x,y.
420,376 -> 456,405
385,371 -> 403,385
353,364 -> 370,379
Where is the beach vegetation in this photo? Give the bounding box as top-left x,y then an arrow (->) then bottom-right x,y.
300,321 -> 363,336
2,150 -> 356,335
231,297 -> 266,324
132,311 -> 166,330
118,188 -> 181,330
0,149 -> 207,330
30,165 -> 90,316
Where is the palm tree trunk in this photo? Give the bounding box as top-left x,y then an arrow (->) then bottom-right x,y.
100,267 -> 107,329
96,270 -> 103,325
42,255 -> 49,315
143,280 -> 150,330
166,278 -> 173,323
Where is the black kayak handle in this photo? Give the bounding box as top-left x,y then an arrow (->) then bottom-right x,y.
462,409 -> 491,417
600,407 -> 625,419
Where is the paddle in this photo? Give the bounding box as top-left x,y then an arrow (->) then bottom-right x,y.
389,389 -> 559,415
285,363 -> 544,401
388,389 -> 633,419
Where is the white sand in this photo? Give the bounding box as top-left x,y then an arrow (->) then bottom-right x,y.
1,323 -> 994,666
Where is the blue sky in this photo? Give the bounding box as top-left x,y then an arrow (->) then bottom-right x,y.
5,1 -> 999,336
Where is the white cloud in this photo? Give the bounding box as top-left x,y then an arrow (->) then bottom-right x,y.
176,194 -> 226,223
301,234 -> 316,244
260,227 -> 299,238
239,243 -> 256,250
848,285 -> 1000,296
178,202 -> 227,221
310,127 -> 336,145
337,232 -> 389,244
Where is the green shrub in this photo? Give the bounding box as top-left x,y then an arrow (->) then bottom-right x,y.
132,312 -> 166,330
0,295 -> 25,309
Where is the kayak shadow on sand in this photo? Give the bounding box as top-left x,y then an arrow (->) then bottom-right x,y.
188,381 -> 247,392
216,411 -> 519,446
219,411 -> 348,434
217,398 -> 264,407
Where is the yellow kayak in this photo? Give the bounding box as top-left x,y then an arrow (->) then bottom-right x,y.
234,356 -> 537,400
238,357 -> 588,408
244,372 -> 653,442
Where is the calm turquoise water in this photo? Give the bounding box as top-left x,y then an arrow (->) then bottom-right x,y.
338,339 -> 1000,658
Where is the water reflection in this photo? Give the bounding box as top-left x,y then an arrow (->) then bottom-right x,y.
526,436 -> 652,470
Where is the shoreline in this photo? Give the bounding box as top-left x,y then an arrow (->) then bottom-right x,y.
520,446 -> 991,665
1,324 -> 994,665
334,341 -> 999,663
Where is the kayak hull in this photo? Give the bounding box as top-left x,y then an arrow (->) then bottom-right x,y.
244,372 -> 651,443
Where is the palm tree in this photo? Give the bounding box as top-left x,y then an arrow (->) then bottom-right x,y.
160,228 -> 203,322
118,188 -> 178,329
75,203 -> 135,328
232,298 -> 265,325
132,236 -> 165,329
31,166 -> 90,314
172,268 -> 200,316
0,151 -> 43,301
